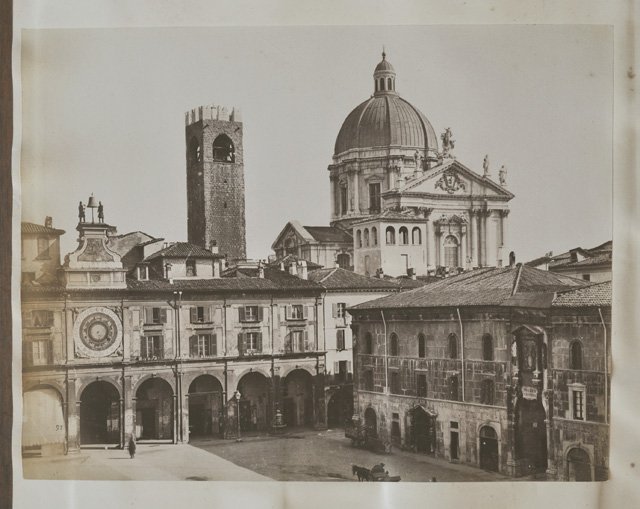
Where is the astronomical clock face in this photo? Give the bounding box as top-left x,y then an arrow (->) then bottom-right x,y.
73,306 -> 122,358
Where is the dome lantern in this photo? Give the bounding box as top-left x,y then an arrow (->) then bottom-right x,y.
373,50 -> 396,95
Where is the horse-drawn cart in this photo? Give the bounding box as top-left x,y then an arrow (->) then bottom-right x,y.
345,420 -> 392,454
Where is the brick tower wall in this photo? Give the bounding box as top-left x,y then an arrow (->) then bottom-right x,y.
186,105 -> 247,260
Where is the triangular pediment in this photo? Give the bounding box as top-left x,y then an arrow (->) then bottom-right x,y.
271,220 -> 316,250
398,160 -> 514,199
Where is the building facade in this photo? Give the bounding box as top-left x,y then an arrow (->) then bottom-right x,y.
527,241 -> 612,283
21,214 -> 328,455
348,265 -> 610,480
186,105 -> 247,260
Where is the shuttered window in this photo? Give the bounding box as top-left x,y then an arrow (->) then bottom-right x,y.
190,306 -> 210,323
239,306 -> 263,323
144,307 -> 168,325
285,330 -> 308,353
24,336 -> 51,366
238,331 -> 262,355
190,334 -> 217,357
140,336 -> 163,360
336,329 -> 345,351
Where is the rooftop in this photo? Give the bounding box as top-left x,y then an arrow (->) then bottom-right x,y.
307,267 -> 401,291
552,280 -> 612,307
21,222 -> 65,236
144,242 -> 223,261
303,226 -> 353,244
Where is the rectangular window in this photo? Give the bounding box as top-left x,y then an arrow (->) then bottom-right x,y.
417,374 -> 427,397
190,306 -> 210,323
340,185 -> 348,214
31,310 -> 54,327
335,302 -> 347,318
140,336 -> 163,360
24,336 -> 51,366
336,329 -> 346,351
571,386 -> 585,420
286,330 -> 306,353
288,304 -> 305,320
137,265 -> 149,280
186,259 -> 197,277
245,331 -> 261,353
145,307 -> 167,325
582,274 -> 591,281
239,305 -> 261,323
390,371 -> 401,394
190,333 -> 216,357
338,360 -> 349,382
369,183 -> 381,213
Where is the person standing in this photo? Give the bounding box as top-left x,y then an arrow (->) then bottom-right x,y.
128,436 -> 136,459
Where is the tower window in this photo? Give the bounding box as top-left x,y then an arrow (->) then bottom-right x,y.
387,77 -> 392,90
369,183 -> 381,212
385,226 -> 395,245
212,134 -> 235,162
399,227 -> 409,245
356,230 -> 362,248
412,227 -> 422,245
363,229 -> 370,247
482,334 -> 494,361
371,227 -> 378,246
340,185 -> 348,214
390,333 -> 399,356
188,137 -> 201,163
570,341 -> 583,370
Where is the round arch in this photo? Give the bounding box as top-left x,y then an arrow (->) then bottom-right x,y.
563,444 -> 594,481
132,373 -> 175,395
23,385 -> 66,453
212,134 -> 235,162
364,406 -> 378,437
477,422 -> 501,472
282,369 -> 314,427
279,364 -> 315,380
77,376 -> 123,401
236,371 -> 271,432
135,377 -> 175,441
187,375 -> 224,438
79,380 -> 122,445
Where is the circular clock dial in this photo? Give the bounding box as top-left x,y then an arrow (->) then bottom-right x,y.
79,312 -> 117,351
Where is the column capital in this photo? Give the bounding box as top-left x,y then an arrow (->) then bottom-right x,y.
500,209 -> 510,218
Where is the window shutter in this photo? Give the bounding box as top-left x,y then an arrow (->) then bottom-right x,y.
237,332 -> 244,356
285,333 -> 292,353
332,303 -> 337,318
190,307 -> 198,323
304,329 -> 310,352
286,305 -> 292,320
258,306 -> 264,322
257,332 -> 263,352
238,306 -> 246,322
145,307 -> 153,324
189,335 -> 197,357
347,361 -> 352,373
334,362 -> 339,374
303,305 -> 309,320
160,308 -> 168,324
203,306 -> 211,323
211,334 -> 217,356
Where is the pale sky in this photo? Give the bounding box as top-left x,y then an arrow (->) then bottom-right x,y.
20,26 -> 612,262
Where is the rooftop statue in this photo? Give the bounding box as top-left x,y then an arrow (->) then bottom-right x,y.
499,165 -> 507,186
483,154 -> 490,177
441,128 -> 455,158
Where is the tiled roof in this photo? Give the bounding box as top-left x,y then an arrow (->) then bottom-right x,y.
267,254 -> 324,270
552,281 -> 612,307
557,252 -> 612,269
307,268 -> 400,291
21,222 -> 65,236
350,265 -> 587,310
144,242 -> 221,261
527,241 -> 612,269
303,226 -> 352,244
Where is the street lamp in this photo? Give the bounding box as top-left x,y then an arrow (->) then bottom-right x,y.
234,390 -> 242,442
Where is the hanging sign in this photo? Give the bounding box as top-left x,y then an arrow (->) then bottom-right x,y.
522,387 -> 538,400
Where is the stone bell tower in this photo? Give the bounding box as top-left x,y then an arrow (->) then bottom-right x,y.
185,104 -> 247,260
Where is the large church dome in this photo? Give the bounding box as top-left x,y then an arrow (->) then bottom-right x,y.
334,53 -> 439,159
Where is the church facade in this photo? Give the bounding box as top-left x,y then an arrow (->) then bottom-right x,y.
273,53 -> 514,277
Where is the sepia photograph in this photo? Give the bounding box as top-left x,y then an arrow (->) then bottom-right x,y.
17,22 -> 614,489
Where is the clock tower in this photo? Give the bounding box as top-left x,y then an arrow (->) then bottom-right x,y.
185,105 -> 247,261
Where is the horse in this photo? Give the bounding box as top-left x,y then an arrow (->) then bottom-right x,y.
351,464 -> 371,482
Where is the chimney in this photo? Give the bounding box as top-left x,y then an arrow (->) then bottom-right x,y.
44,216 -> 53,229
297,260 -> 308,280
509,251 -> 516,267
164,262 -> 172,279
258,261 -> 265,279
209,240 -> 219,255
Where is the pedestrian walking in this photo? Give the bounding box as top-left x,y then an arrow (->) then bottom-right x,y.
128,436 -> 136,459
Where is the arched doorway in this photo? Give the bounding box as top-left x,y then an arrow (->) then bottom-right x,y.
135,378 -> 174,440
188,375 -> 223,439
516,399 -> 547,473
23,387 -> 66,455
237,372 -> 270,432
80,381 -> 120,445
327,388 -> 352,428
479,426 -> 499,472
283,369 -> 313,427
408,406 -> 436,454
567,448 -> 592,481
364,407 -> 377,437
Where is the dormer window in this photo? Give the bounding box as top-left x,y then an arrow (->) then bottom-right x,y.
137,265 -> 149,280
186,259 -> 196,277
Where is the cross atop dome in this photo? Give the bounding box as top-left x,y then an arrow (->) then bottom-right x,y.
373,50 -> 396,95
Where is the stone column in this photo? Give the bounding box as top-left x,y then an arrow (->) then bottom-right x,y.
470,210 -> 478,267
460,225 -> 468,269
65,308 -> 74,362
479,210 -> 487,267
123,374 -> 135,446
486,210 -> 498,267
352,170 -> 360,213
543,389 -> 557,477
438,227 -> 445,267
329,177 -> 336,220
501,210 -> 510,262
426,209 -> 435,269
66,376 -> 80,453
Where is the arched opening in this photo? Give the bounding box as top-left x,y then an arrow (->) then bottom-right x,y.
482,334 -> 494,361
188,375 -> 224,439
371,227 -> 378,246
380,78 -> 385,91
327,388 -> 353,428
80,381 -> 120,445
570,341 -> 583,370
408,406 -> 436,454
418,333 -> 426,358
283,369 -> 314,428
364,332 -> 373,354
567,447 -> 592,481
337,253 -> 350,269
237,371 -> 270,432
385,226 -> 395,245
444,235 -> 459,268
23,387 -> 66,455
399,226 -> 409,245
479,426 -> 499,472
212,134 -> 235,162
135,378 -> 174,440
390,333 -> 399,356
363,228 -> 370,247
387,77 -> 393,90
448,333 -> 458,359
364,407 -> 377,437
188,137 -> 201,163
356,230 -> 362,248
412,227 -> 422,245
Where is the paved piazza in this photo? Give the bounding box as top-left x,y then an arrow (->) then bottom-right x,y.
24,428 -> 512,482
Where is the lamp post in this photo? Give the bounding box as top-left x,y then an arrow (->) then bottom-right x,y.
234,390 -> 242,442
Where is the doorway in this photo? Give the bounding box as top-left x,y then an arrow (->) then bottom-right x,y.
567,448 -> 592,481
479,426 -> 499,472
